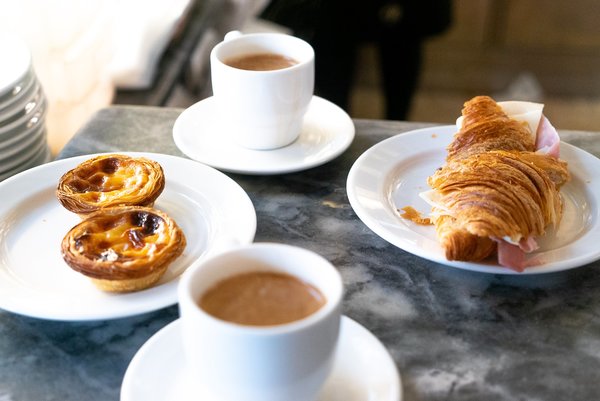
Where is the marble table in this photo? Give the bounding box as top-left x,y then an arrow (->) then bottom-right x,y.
2,105 -> 600,400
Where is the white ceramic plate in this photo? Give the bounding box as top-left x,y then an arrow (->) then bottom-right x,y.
0,67 -> 35,115
0,152 -> 256,320
120,316 -> 402,401
347,125 -> 600,274
0,140 -> 51,182
0,112 -> 45,152
0,106 -> 47,171
173,95 -> 355,175
0,84 -> 46,142
0,33 -> 31,98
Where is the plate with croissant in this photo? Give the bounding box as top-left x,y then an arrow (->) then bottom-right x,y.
0,152 -> 256,320
347,96 -> 600,274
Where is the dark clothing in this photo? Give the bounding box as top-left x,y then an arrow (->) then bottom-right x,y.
262,0 -> 452,120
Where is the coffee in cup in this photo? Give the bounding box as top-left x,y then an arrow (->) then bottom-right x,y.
224,53 -> 299,71
199,270 -> 326,326
178,243 -> 342,401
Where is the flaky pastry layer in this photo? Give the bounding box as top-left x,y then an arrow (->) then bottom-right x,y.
447,96 -> 535,162
429,150 -> 569,260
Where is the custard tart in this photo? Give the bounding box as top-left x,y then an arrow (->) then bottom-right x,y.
56,154 -> 165,216
61,206 -> 186,292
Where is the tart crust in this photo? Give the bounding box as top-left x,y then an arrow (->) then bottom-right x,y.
61,206 -> 186,292
56,154 -> 165,216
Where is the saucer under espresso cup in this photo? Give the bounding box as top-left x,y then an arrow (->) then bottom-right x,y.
172,95 -> 355,175
177,243 -> 343,401
120,316 -> 402,401
210,31 -> 315,150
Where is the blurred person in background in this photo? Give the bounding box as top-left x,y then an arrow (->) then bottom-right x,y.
261,0 -> 452,120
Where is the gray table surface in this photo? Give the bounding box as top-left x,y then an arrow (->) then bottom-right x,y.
2,105 -> 600,401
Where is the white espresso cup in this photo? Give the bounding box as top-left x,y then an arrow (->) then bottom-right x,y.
178,242 -> 342,401
210,31 -> 315,150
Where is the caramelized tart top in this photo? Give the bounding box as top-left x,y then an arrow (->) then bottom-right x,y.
56,154 -> 165,215
61,206 -> 186,280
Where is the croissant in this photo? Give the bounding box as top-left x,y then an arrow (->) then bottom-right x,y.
426,96 -> 570,271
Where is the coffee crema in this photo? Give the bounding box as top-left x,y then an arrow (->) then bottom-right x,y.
199,271 -> 326,326
224,52 -> 299,71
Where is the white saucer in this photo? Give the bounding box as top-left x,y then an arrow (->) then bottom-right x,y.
121,316 -> 402,401
173,95 -> 355,175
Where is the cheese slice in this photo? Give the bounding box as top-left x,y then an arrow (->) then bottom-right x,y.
498,101 -> 544,140
419,189 -> 446,210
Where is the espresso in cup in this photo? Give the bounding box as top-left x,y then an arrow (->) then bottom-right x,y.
199,270 -> 326,326
225,53 -> 299,71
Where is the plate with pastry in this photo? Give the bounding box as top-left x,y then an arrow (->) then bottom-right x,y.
0,152 -> 256,320
347,96 -> 600,274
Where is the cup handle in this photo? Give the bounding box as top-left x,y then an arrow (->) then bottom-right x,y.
224,30 -> 243,42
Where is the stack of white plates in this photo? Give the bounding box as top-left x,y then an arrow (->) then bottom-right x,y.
0,33 -> 51,182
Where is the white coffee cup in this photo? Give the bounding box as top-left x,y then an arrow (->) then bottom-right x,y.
178,242 -> 342,401
210,31 -> 315,150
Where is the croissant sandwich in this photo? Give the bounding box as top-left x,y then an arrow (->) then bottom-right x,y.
421,96 -> 570,271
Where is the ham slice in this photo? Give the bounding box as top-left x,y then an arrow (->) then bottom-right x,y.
497,241 -> 527,272
518,236 -> 539,253
496,236 -> 540,272
535,115 -> 561,158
